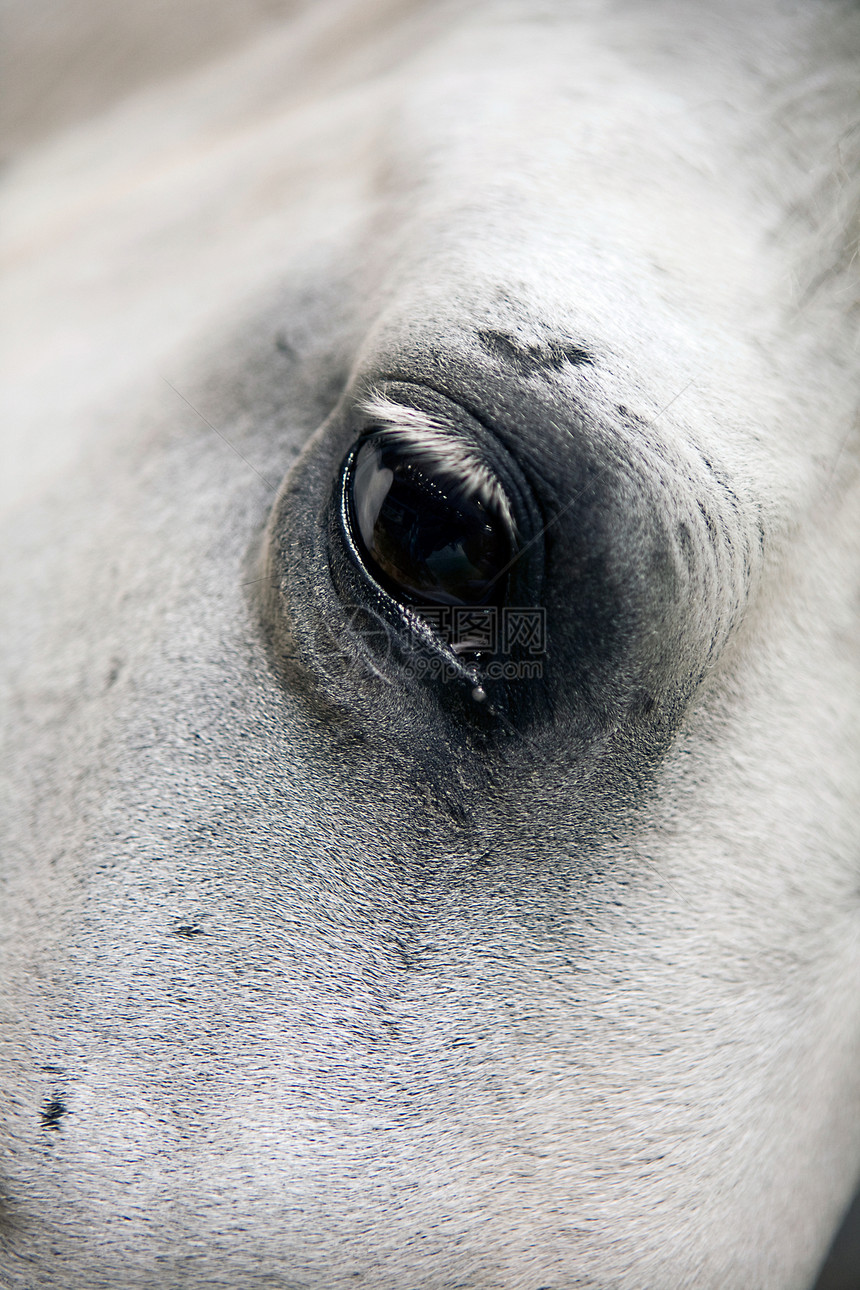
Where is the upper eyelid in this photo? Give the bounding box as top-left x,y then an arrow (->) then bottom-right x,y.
357,390 -> 517,535
360,389 -> 446,437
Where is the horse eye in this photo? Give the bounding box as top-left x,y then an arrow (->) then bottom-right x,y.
346,433 -> 515,607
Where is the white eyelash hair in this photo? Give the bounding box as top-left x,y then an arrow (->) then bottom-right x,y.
360,390 -> 517,536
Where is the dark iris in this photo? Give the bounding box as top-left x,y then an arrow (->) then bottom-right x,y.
347,436 -> 514,606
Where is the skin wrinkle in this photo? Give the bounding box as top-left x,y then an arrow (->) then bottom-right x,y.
1,2 -> 859,1289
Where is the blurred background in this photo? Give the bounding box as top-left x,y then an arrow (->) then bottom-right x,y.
0,0 -> 301,158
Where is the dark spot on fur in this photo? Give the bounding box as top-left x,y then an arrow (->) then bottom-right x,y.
392,939 -> 416,970
104,657 -> 123,690
174,924 -> 207,938
442,795 -> 472,827
477,329 -> 594,376
40,1098 -> 66,1130
636,690 -> 656,716
275,332 -> 297,359
697,499 -> 718,544
676,519 -> 696,570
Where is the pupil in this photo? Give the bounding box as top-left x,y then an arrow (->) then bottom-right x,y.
349,437 -> 512,607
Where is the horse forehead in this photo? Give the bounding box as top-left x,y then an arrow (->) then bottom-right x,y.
2,0 -> 841,523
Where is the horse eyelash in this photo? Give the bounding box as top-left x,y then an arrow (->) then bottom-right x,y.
359,390 -> 517,535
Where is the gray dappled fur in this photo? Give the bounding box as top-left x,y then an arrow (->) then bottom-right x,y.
2,1 -> 860,1288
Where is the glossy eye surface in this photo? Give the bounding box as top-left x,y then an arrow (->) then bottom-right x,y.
347,432 -> 516,606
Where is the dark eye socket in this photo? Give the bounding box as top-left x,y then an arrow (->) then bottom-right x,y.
346,432 -> 517,609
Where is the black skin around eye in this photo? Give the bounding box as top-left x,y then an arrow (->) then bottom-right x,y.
349,437 -> 513,607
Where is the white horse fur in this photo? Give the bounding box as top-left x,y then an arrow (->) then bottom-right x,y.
1,1 -> 859,1287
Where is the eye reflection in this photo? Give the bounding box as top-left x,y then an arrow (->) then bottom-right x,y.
347,433 -> 515,607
